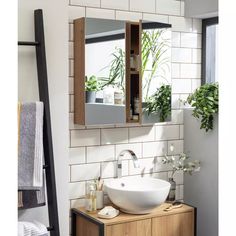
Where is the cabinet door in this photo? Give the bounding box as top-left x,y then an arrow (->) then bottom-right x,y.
106,219 -> 151,236
76,215 -> 99,236
152,212 -> 194,236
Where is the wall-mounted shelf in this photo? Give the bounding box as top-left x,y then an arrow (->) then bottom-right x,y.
130,71 -> 139,75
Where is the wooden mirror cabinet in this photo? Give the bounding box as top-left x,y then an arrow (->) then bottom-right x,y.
73,18 -> 171,126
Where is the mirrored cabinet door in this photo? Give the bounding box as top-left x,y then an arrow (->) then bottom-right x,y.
74,17 -> 126,125
141,22 -> 172,124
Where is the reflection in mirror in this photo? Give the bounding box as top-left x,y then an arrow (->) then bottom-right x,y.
84,18 -> 126,125
141,23 -> 172,123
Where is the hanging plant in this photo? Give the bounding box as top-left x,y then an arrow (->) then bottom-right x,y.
144,84 -> 171,122
186,83 -> 218,132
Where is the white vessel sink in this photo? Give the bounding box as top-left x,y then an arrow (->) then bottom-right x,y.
105,176 -> 170,214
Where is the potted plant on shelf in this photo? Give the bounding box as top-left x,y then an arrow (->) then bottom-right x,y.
162,145 -> 200,202
184,82 -> 218,132
143,84 -> 171,122
85,75 -> 100,103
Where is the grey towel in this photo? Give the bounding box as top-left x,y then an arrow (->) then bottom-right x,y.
18,175 -> 46,209
18,102 -> 44,190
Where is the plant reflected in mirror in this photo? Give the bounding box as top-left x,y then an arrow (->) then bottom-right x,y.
142,28 -> 171,101
99,47 -> 125,92
144,84 -> 171,122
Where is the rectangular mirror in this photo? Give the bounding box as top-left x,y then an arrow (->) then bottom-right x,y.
84,18 -> 126,125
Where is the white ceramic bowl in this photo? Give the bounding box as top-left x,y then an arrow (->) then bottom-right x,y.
105,176 -> 170,214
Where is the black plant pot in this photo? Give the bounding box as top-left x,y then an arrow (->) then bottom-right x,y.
86,91 -> 96,103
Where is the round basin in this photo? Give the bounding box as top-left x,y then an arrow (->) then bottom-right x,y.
105,176 -> 170,214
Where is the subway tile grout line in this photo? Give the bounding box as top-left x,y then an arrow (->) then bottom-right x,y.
69,138 -> 184,149
69,154 -> 183,167
69,4 -> 188,19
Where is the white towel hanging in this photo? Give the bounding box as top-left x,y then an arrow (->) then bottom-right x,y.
18,221 -> 48,236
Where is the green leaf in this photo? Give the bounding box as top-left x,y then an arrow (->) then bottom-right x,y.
184,82 -> 218,132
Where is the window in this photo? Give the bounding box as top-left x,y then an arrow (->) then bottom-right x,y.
202,17 -> 219,84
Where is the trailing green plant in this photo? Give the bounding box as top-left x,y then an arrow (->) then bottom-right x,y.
99,47 -> 125,92
85,75 -> 101,92
144,84 -> 171,122
186,83 -> 219,132
142,29 -> 171,101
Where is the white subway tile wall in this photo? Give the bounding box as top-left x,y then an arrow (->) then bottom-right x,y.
130,0 -> 156,14
68,0 -> 202,213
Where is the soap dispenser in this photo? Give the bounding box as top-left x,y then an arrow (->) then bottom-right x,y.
85,182 -> 97,212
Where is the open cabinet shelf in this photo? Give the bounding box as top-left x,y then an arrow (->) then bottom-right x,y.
125,22 -> 142,124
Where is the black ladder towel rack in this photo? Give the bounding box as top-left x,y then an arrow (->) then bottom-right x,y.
18,9 -> 60,236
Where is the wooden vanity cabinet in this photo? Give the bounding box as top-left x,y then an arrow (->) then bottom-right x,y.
71,203 -> 196,236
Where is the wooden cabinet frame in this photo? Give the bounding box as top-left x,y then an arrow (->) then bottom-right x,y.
74,18 -> 85,125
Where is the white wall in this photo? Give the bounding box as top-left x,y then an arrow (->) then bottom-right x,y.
18,1 -> 69,235
184,109 -> 218,236
185,0 -> 218,18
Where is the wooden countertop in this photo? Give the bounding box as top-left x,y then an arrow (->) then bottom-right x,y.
72,203 -> 194,226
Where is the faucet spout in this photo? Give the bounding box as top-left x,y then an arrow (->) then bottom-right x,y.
117,150 -> 140,178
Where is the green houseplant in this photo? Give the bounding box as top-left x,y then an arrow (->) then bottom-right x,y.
144,84 -> 171,122
185,83 -> 218,132
85,75 -> 100,103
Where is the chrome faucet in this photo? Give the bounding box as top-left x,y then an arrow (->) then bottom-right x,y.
117,150 -> 140,178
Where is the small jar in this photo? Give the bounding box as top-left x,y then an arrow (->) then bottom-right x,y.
114,90 -> 123,105
103,86 -> 114,104
130,50 -> 135,70
96,190 -> 104,210
85,182 -> 97,212
130,104 -> 133,119
134,97 -> 139,114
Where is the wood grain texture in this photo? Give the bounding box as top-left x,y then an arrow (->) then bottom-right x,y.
74,203 -> 194,226
152,212 -> 194,236
106,219 -> 151,236
138,20 -> 142,124
125,22 -> 131,122
76,215 -> 99,236
74,18 -> 85,125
